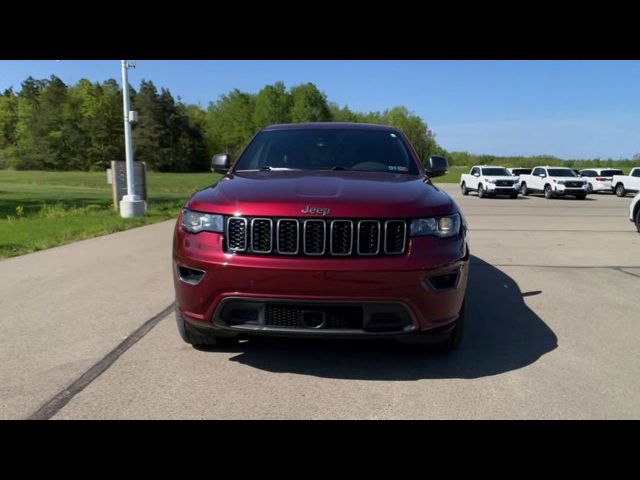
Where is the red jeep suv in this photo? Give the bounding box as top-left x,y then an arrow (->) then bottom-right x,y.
173,123 -> 469,351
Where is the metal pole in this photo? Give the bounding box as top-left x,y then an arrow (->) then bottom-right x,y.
121,60 -> 136,198
119,60 -> 144,217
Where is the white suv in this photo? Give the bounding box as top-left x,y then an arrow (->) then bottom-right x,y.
579,168 -> 623,193
520,166 -> 589,199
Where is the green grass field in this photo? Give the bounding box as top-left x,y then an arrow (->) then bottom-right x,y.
0,170 -> 222,259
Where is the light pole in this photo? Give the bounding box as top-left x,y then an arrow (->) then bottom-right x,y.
119,60 -> 145,218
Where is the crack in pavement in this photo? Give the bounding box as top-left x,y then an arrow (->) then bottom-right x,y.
26,303 -> 175,420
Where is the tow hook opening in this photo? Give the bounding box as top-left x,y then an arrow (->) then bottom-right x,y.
302,310 -> 326,329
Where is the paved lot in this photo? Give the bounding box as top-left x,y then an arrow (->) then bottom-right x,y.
2,185 -> 639,419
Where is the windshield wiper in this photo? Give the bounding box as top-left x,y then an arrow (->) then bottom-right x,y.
331,166 -> 349,171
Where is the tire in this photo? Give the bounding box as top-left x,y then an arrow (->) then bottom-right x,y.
478,184 -> 485,198
175,305 -> 238,348
587,183 -> 593,193
575,194 -> 586,200
461,182 -> 469,196
544,185 -> 554,199
510,192 -> 518,199
616,183 -> 627,197
635,207 -> 640,233
520,183 -> 528,196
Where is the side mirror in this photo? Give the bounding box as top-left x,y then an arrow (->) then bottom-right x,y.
426,156 -> 449,178
539,173 -> 546,178
211,154 -> 231,174
473,172 -> 480,177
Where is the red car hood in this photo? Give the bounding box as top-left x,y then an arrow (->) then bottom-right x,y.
187,170 -> 456,218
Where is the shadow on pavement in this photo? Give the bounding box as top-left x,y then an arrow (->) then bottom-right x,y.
221,255 -> 557,380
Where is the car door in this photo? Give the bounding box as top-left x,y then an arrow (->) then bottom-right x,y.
530,167 -> 545,190
468,167 -> 480,189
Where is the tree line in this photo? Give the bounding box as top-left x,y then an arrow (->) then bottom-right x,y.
0,75 -> 636,172
0,77 -> 443,172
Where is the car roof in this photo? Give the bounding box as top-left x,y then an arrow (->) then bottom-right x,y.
579,168 -> 623,173
262,122 -> 400,132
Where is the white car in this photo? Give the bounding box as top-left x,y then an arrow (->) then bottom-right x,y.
579,168 -> 623,193
519,166 -> 589,199
631,193 -> 640,232
460,166 -> 520,199
612,167 -> 640,197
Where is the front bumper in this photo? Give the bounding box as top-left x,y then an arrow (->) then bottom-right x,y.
554,185 -> 588,195
486,184 -> 519,194
173,224 -> 469,338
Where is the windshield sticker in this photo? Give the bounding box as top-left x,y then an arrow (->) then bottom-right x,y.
388,166 -> 408,172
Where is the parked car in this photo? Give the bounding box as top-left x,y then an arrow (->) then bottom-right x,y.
508,168 -> 532,177
631,193 -> 640,232
460,165 -> 520,198
519,166 -> 589,199
579,168 -> 623,193
611,167 -> 640,197
173,123 -> 469,352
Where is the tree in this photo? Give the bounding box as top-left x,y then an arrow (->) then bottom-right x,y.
290,83 -> 331,123
253,81 -> 291,128
206,89 -> 256,157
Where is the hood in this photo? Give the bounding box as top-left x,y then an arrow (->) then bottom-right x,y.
484,176 -> 519,181
187,170 -> 456,218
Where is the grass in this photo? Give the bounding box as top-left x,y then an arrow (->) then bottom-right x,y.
0,170 -> 221,259
0,165 -> 544,259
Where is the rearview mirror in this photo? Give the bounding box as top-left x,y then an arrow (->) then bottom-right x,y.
212,154 -> 231,174
426,156 -> 449,178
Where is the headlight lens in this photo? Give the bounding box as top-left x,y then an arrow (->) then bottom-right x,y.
181,209 -> 224,233
486,179 -> 496,184
557,180 -> 566,185
410,213 -> 461,238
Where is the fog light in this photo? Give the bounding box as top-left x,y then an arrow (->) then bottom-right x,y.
177,265 -> 205,285
428,267 -> 462,290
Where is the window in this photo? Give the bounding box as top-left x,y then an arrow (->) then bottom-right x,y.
235,128 -> 419,175
581,170 -> 596,177
532,168 -> 544,176
632,169 -> 640,178
481,167 -> 511,176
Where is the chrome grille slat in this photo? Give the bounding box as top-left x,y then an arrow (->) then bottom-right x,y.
251,218 -> 273,253
276,219 -> 299,255
303,219 -> 326,255
384,220 -> 406,254
226,217 -> 248,252
330,220 -> 353,256
357,220 -> 381,256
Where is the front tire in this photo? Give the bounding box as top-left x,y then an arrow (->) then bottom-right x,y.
616,183 -> 627,197
461,182 -> 469,195
544,185 -> 554,199
635,207 -> 640,233
587,183 -> 593,193
575,194 -> 586,200
520,183 -> 529,196
478,184 -> 485,198
510,192 -> 518,199
175,305 -> 238,348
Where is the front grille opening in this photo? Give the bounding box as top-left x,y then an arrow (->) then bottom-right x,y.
227,218 -> 247,252
251,219 -> 273,253
384,220 -> 406,254
428,269 -> 461,290
264,304 -> 363,330
277,219 -> 299,254
177,265 -> 205,285
220,304 -> 261,326
303,220 -> 326,255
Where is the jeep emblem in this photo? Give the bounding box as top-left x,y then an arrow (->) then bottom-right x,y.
301,205 -> 331,216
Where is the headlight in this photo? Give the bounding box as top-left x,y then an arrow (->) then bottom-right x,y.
486,179 -> 497,184
181,209 -> 224,233
410,213 -> 461,238
557,180 -> 566,185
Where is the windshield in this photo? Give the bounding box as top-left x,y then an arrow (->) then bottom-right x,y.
234,128 -> 419,175
601,170 -> 623,177
482,167 -> 511,176
547,168 -> 577,177
512,169 -> 531,175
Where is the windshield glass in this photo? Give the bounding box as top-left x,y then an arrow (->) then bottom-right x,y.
482,167 -> 511,176
234,128 -> 419,175
548,168 -> 577,177
511,169 -> 531,175
601,170 -> 623,176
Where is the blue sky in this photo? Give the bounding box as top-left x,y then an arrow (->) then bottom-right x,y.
1,60 -> 639,159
